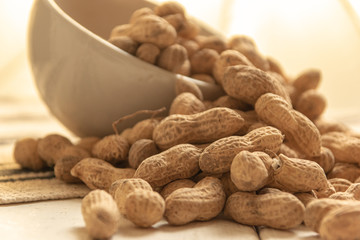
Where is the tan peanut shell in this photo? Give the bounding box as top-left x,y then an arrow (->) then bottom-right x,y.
230,151 -> 273,191
152,107 -> 245,150
304,198 -> 360,232
212,95 -> 251,111
234,110 -> 259,135
108,36 -> 138,55
220,172 -> 240,197
269,154 -> 335,196
154,1 -> 185,17
294,89 -> 326,121
165,177 -> 226,225
136,43 -> 160,64
319,204 -> 360,240
110,178 -> 153,215
199,126 -> 284,174
223,65 -> 291,105
177,18 -> 199,39
212,49 -> 253,85
178,38 -> 199,57
54,146 -> 91,183
328,178 -> 352,192
157,44 -> 188,74
127,118 -> 160,145
329,183 -> 360,200
174,76 -> 204,101
227,35 -> 270,71
70,158 -> 135,190
169,92 -> 206,115
75,136 -> 100,154
81,190 -> 120,239
163,13 -> 185,31
277,143 -> 300,158
129,15 -> 177,48
128,139 -> 159,169
129,7 -> 154,24
125,190 -> 165,227
314,118 -> 351,135
91,134 -> 129,165
160,179 -> 196,199
292,68 -> 321,93
224,189 -> 305,229
190,48 -> 219,74
134,144 -> 202,187
267,56 -> 287,81
37,133 -> 73,167
13,138 -> 47,171
294,192 -> 317,207
327,163 -> 360,182
307,147 -> 335,174
321,131 -> 360,164
198,35 -> 227,53
255,93 -> 321,157
190,73 -> 216,84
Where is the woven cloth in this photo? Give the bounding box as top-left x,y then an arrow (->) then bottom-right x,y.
0,161 -> 90,204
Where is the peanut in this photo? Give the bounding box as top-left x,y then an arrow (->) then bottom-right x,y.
127,118 -> 160,145
255,93 -> 321,157
154,1 -> 185,17
160,179 -> 196,199
13,138 -> 47,171
70,158 -> 135,190
163,13 -> 185,31
319,204 -> 360,240
134,144 -> 201,187
327,162 -> 360,182
295,89 -> 327,121
128,139 -> 159,169
220,172 -> 240,198
199,126 -> 284,174
328,178 -> 352,192
129,15 -> 177,48
81,189 -> 120,239
268,154 -> 335,197
129,7 -> 154,24
91,134 -> 129,165
230,151 -> 273,191
178,38 -> 199,57
267,56 -> 288,82
329,183 -> 360,200
157,43 -> 189,74
292,68 -> 321,93
37,133 -> 73,167
198,35 -> 227,54
212,95 -> 252,111
294,192 -> 317,207
223,65 -> 291,105
212,49 -> 253,85
307,146 -> 335,174
54,146 -> 91,183
125,190 -> 165,227
190,48 -> 219,74
169,92 -> 206,115
304,198 -> 360,232
135,43 -> 160,64
75,136 -> 100,154
321,131 -> 360,165
174,75 -> 204,101
110,178 -> 152,215
190,73 -> 216,84
108,36 -> 138,55
152,107 -> 245,150
224,188 -> 305,229
228,35 -> 270,71
165,177 -> 226,225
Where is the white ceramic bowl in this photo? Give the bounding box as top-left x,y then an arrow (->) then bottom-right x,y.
27,0 -> 223,137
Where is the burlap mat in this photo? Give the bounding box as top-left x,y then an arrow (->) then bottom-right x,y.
0,162 -> 90,204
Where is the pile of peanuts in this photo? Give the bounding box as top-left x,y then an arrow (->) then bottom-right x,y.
13,1 -> 360,240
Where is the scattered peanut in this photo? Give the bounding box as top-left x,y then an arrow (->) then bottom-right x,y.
165,177 -> 226,225
81,190 -> 120,239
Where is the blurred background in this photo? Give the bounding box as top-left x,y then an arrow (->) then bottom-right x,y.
1,0 -> 360,129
